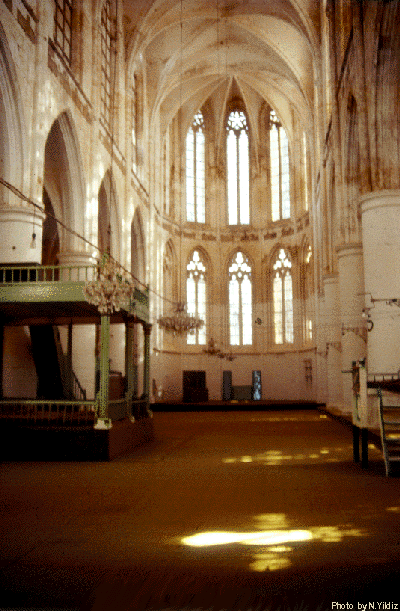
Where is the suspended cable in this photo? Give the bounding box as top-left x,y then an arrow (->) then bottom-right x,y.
0,175 -> 178,305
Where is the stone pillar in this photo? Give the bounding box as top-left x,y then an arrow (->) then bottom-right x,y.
323,274 -> 343,410
0,208 -> 45,264
337,243 -> 366,413
361,190 -> 400,374
57,251 -> 96,280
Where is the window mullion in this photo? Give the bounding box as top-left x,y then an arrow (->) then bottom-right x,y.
278,128 -> 282,220
193,131 -> 197,221
238,278 -> 242,344
282,272 -> 285,342
236,133 -> 240,224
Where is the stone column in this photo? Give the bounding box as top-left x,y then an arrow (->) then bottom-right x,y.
0,208 -> 45,264
337,243 -> 366,413
361,190 -> 400,375
57,251 -> 96,280
323,274 -> 343,410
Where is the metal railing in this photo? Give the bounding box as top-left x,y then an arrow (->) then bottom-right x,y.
0,264 -> 96,284
0,400 -> 97,425
0,264 -> 149,309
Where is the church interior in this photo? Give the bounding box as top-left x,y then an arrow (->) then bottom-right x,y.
1,0 -> 400,609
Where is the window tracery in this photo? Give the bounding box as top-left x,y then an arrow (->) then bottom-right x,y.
270,110 -> 290,222
272,248 -> 293,344
226,110 -> 250,225
100,0 -> 115,131
186,250 -> 207,345
186,111 -> 205,223
54,0 -> 73,65
228,251 -> 252,346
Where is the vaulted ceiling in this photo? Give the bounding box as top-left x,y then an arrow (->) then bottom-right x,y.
122,0 -> 322,136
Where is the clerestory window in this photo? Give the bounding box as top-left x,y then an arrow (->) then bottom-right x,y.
270,110 -> 290,221
100,0 -> 116,131
227,110 -> 250,225
228,251 -> 252,345
186,112 -> 205,223
186,250 -> 207,345
54,0 -> 73,65
273,248 -> 294,344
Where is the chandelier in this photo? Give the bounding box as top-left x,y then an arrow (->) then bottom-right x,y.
203,338 -> 236,361
84,255 -> 136,315
158,302 -> 204,336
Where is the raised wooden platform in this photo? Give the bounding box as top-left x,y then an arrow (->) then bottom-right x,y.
0,416 -> 154,461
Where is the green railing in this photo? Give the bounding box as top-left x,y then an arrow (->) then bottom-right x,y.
0,264 -> 96,284
0,400 -> 97,425
0,397 -> 150,426
0,264 -> 149,310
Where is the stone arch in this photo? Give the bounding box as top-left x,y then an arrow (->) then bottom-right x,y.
43,111 -> 86,253
0,22 -> 26,204
131,208 -> 146,287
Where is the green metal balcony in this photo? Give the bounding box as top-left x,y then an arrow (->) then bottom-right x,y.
0,263 -> 149,325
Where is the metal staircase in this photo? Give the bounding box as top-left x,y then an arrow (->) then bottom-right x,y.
377,388 -> 400,476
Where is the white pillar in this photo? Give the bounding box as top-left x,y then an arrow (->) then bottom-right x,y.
0,208 -> 45,264
57,251 -> 96,280
323,274 -> 343,410
337,243 -> 367,412
361,190 -> 400,375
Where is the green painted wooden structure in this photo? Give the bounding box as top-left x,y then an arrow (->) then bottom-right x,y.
0,263 -> 151,429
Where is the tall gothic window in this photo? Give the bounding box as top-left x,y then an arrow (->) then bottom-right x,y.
302,244 -> 314,342
186,112 -> 205,223
54,0 -> 73,64
302,132 -> 309,212
273,248 -> 293,344
270,110 -> 290,221
131,75 -> 138,172
186,250 -> 206,345
229,251 -> 252,345
227,110 -> 250,225
100,0 -> 115,130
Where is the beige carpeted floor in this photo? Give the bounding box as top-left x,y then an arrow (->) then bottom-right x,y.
1,409 -> 399,611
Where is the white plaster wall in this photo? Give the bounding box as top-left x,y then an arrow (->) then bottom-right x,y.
2,327 -> 37,398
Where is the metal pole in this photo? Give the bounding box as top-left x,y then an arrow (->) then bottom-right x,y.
98,314 -> 110,421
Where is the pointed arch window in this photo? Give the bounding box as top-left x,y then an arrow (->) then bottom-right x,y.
302,244 -> 314,342
186,112 -> 205,223
270,110 -> 290,221
273,249 -> 293,344
186,250 -> 206,345
227,110 -> 250,225
229,251 -> 252,345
